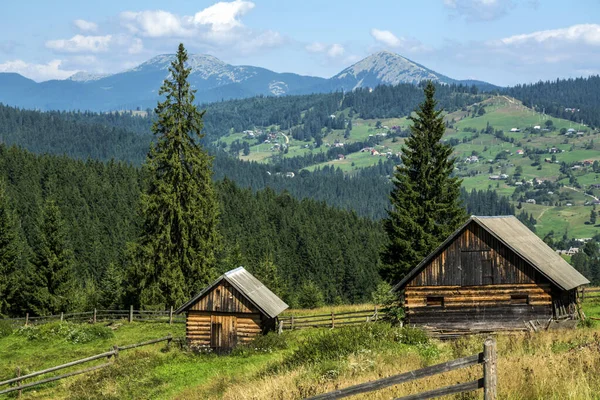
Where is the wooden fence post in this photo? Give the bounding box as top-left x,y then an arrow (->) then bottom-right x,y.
60,312 -> 64,322
167,334 -> 172,350
24,313 -> 28,327
169,306 -> 173,325
291,316 -> 294,330
582,287 -> 586,302
112,345 -> 119,360
483,337 -> 497,400
331,312 -> 335,329
374,306 -> 378,322
278,320 -> 283,334
129,305 -> 133,323
16,367 -> 21,398
93,308 -> 97,324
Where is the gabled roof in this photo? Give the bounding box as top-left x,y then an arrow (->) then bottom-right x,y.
175,267 -> 289,318
393,216 -> 590,292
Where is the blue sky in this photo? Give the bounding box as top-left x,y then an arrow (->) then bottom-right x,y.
1,0 -> 599,85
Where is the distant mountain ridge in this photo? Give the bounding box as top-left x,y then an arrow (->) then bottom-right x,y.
0,51 -> 496,111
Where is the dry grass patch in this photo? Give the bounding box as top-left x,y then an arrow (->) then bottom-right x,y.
212,328 -> 600,400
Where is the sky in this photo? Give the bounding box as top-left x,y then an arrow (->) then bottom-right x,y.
0,0 -> 599,86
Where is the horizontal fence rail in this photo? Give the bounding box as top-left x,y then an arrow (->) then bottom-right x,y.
305,337 -> 497,400
1,306 -> 186,327
0,335 -> 174,396
279,307 -> 385,332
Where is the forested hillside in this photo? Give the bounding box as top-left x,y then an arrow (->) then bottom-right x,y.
0,145 -> 386,316
0,143 -> 528,317
507,75 -> 600,128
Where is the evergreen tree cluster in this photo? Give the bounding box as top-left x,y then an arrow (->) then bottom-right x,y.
0,144 -> 386,316
506,75 -> 600,128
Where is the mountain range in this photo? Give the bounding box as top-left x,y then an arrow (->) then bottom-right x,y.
0,51 -> 497,111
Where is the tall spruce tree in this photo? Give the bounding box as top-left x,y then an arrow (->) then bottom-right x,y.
0,181 -> 23,316
382,82 -> 467,283
126,43 -> 221,309
28,199 -> 78,315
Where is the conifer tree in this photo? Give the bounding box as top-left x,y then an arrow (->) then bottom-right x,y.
0,181 -> 23,316
127,43 -> 221,309
29,199 -> 77,315
382,82 -> 467,283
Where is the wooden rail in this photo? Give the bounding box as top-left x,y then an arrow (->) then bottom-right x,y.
0,335 -> 173,396
1,307 -> 185,327
305,337 -> 497,400
279,307 -> 384,331
579,287 -> 600,302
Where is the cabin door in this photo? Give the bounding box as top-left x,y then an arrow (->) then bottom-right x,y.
210,315 -> 237,349
460,250 -> 492,286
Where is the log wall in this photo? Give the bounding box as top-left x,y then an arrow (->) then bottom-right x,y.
186,311 -> 263,348
405,284 -> 553,329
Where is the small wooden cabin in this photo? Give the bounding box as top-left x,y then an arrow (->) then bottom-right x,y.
393,216 -> 589,333
176,267 -> 288,350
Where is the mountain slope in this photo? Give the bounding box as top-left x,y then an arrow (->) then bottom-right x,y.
0,51 -> 495,111
329,51 -> 454,90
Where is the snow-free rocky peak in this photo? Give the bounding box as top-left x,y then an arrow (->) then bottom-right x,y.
332,51 -> 454,89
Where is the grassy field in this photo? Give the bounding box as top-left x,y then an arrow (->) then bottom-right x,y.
4,298 -> 600,400
0,316 -> 600,400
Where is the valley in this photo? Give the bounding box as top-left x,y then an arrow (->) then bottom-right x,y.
216,94 -> 600,240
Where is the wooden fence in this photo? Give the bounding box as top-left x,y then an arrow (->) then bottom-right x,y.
0,335 -> 174,396
579,287 -> 600,302
1,306 -> 185,327
305,337 -> 497,400
279,307 -> 384,332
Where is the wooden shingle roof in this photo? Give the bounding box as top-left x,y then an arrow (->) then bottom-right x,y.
176,267 -> 289,318
393,215 -> 590,292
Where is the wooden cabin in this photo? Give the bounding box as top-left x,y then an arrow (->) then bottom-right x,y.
176,267 -> 288,351
393,216 -> 589,333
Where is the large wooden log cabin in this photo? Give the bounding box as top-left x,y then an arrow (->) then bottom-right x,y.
393,216 -> 589,333
176,267 -> 288,351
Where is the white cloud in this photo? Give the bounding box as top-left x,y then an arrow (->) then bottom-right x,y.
192,0 -> 254,33
73,19 -> 98,33
327,44 -> 345,58
306,42 -> 345,58
46,35 -> 112,53
370,29 -> 430,53
0,59 -> 78,82
306,42 -> 327,53
496,24 -> 600,46
443,0 -> 515,21
120,10 -> 192,37
118,1 -> 281,54
128,38 -> 144,54
420,24 -> 600,85
370,29 -> 402,47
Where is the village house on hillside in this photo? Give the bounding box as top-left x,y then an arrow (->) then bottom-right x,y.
392,216 -> 589,334
176,267 -> 288,351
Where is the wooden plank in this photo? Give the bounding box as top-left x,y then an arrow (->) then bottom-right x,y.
0,363 -> 112,395
484,337 -> 497,400
0,350 -> 115,387
304,353 -> 482,399
394,379 -> 483,400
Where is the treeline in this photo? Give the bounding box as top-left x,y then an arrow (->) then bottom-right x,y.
0,145 -> 385,316
0,103 -> 151,164
0,103 -> 394,219
506,75 -> 600,129
342,82 -> 485,119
